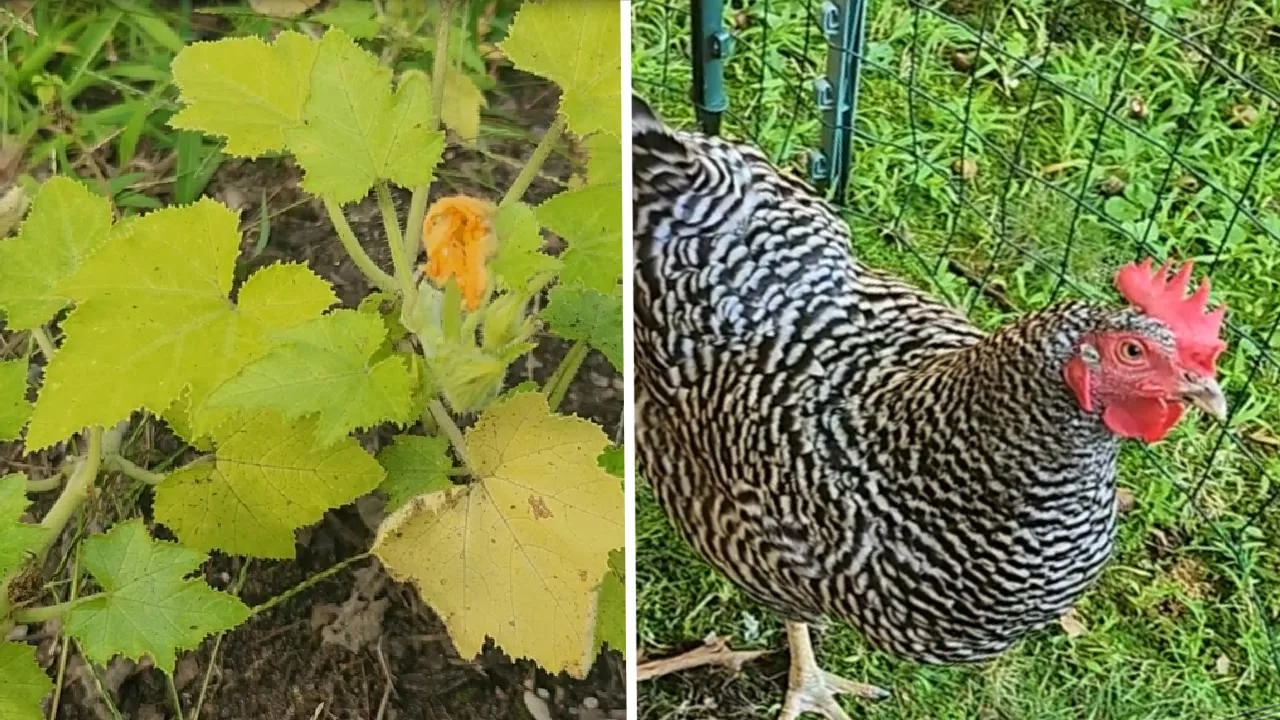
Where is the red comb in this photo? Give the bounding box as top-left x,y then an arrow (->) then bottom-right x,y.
1114,258 -> 1226,375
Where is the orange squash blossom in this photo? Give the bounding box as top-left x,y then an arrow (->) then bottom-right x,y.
420,195 -> 497,311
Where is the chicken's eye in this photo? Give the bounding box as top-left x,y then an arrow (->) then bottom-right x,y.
1117,340 -> 1145,363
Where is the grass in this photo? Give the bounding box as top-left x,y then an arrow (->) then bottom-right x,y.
0,3 -> 225,210
633,0 -> 1280,717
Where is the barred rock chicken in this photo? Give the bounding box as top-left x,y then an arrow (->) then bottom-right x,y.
632,96 -> 1229,719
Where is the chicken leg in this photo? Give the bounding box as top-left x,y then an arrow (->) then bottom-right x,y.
778,621 -> 889,720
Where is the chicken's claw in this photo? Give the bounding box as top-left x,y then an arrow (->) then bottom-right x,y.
778,621 -> 889,720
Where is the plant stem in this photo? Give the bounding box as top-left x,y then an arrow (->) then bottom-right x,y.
375,182 -> 414,297
37,427 -> 103,559
397,0 -> 453,316
403,186 -> 429,267
166,674 -> 183,718
103,454 -> 166,485
47,546 -> 81,720
13,594 -> 95,624
429,0 -> 454,132
190,559 -> 251,720
322,197 -> 397,294
545,340 -> 589,412
29,326 -> 56,358
428,397 -> 473,474
100,421 -> 126,457
250,552 -> 371,618
26,470 -> 65,493
500,114 -> 568,209
75,636 -> 125,720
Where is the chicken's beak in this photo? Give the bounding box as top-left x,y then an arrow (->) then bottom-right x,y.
1180,375 -> 1228,422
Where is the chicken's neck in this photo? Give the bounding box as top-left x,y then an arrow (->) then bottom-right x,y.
868,300 -> 1123,484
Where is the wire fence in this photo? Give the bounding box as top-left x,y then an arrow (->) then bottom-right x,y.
634,0 -> 1280,709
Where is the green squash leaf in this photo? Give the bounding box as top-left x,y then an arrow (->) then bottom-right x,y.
0,360 -> 31,442
285,30 -> 444,203
537,184 -> 621,295
169,32 -> 319,157
25,199 -> 337,450
155,411 -> 384,558
593,549 -> 625,657
0,473 -> 50,579
541,284 -> 622,372
206,309 -> 417,446
64,520 -> 250,674
0,642 -> 53,720
491,202 -> 560,293
376,434 -> 453,512
499,0 -> 621,137
0,177 -> 113,331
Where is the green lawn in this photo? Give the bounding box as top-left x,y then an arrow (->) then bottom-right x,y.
632,0 -> 1280,717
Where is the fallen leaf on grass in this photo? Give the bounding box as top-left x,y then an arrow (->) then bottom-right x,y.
314,565 -> 390,654
319,595 -> 389,653
1243,426 -> 1280,448
248,0 -> 319,17
1059,607 -> 1088,638
1116,487 -> 1135,513
1041,159 -> 1084,177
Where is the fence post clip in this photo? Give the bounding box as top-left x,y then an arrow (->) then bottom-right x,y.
809,0 -> 868,205
691,0 -> 731,136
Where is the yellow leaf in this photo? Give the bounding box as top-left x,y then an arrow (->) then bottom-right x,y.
373,392 -> 623,677
441,66 -> 486,145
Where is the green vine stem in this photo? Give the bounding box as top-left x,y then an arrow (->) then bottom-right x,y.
545,340 -> 588,412
322,196 -> 397,294
190,558 -> 252,720
103,454 -> 165,485
428,397 -> 473,474
251,552 -> 370,618
11,594 -> 94,624
429,1 -> 454,132
166,675 -> 183,719
47,545 -> 81,720
25,470 -> 65,493
401,0 -> 454,306
403,188 -> 430,268
500,114 -> 568,209
375,182 -> 414,296
36,426 -> 103,559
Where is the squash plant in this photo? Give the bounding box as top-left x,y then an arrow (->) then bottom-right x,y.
0,1 -> 623,716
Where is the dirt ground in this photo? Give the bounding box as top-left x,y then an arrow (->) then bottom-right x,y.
10,70 -> 625,720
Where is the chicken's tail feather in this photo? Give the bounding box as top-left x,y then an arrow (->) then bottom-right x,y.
632,94 -> 691,168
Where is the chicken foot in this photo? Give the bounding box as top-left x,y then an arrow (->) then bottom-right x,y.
778,621 -> 889,720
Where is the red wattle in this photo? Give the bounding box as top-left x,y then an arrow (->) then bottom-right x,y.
1102,398 -> 1184,442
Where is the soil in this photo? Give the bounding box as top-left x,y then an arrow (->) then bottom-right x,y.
5,68 -> 624,720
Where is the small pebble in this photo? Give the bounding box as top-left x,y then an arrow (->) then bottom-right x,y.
523,689 -> 553,720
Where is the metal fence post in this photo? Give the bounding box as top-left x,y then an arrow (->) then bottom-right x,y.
809,0 -> 868,203
690,0 -> 732,136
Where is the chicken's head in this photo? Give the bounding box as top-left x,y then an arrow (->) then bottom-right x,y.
1063,258 -> 1227,443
